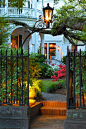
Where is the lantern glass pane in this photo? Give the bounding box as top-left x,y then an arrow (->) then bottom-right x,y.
45,10 -> 52,21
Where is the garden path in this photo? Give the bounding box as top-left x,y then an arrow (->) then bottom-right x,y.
30,115 -> 66,129
42,92 -> 66,101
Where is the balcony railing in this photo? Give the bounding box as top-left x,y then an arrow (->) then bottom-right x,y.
0,7 -> 42,18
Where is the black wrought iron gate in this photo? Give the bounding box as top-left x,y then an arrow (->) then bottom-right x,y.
66,46 -> 86,109
0,47 -> 29,106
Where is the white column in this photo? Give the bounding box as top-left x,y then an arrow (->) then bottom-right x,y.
85,45 -> 86,51
58,50 -> 59,60
29,39 -> 31,53
41,34 -> 44,55
8,35 -> 11,48
42,0 -> 44,8
56,45 -> 58,59
31,33 -> 37,53
47,43 -> 49,59
33,0 -> 37,17
5,0 -> 8,15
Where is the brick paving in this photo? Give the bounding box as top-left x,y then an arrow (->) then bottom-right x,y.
30,115 -> 66,129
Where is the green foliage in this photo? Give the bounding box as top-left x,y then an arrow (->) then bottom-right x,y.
0,45 -> 43,102
41,80 -> 66,92
70,51 -> 86,95
52,0 -> 86,43
29,53 -> 47,78
39,63 -> 51,78
62,56 -> 66,64
47,80 -> 66,93
35,54 -> 45,62
31,79 -> 44,92
10,0 -> 27,10
0,17 -> 11,45
44,65 -> 58,78
29,53 -> 42,79
38,46 -> 41,54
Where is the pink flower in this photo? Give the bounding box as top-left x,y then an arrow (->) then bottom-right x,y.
58,84 -> 61,86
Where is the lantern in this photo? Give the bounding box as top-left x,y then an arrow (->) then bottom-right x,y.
43,3 -> 54,28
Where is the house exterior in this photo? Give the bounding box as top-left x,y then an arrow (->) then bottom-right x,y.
0,0 -> 85,64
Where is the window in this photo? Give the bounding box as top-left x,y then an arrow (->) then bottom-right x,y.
44,43 -> 47,59
71,45 -> 77,51
11,36 -> 18,49
31,4 -> 32,8
49,43 -> 56,59
11,35 -> 22,49
28,1 -> 30,8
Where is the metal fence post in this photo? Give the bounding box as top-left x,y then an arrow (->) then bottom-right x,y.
66,46 -> 70,109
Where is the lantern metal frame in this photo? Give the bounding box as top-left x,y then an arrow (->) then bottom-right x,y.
22,4 -> 54,46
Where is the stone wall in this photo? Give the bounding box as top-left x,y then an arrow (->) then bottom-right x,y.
30,102 -> 42,120
64,109 -> 86,129
0,106 -> 30,129
0,102 -> 42,129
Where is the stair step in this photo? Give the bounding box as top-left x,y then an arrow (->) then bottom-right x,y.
41,101 -> 67,107
40,107 -> 67,116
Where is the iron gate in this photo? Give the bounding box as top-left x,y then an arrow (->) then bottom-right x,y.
0,47 -> 29,106
66,46 -> 86,109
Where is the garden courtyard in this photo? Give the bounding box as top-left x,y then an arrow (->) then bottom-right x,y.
0,46 -> 67,129
1,46 -> 86,129
30,79 -> 67,129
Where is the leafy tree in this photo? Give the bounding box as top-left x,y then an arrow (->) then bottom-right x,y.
51,0 -> 86,46
1,0 -> 86,46
0,17 -> 11,45
10,0 -> 26,10
6,0 -> 86,47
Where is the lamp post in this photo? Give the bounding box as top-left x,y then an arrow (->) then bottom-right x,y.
22,3 -> 54,46
43,3 -> 54,28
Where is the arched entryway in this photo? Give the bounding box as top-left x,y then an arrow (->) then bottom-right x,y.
11,27 -> 31,50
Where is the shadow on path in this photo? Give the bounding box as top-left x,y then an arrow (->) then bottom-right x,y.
30,115 -> 66,129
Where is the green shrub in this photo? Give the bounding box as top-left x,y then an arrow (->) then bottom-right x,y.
34,79 -> 44,92
46,80 -> 66,93
35,54 -> 45,62
39,63 -> 51,78
45,65 -> 60,78
62,56 -> 66,64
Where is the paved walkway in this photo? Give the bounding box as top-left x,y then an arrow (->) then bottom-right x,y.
30,115 -> 66,129
42,92 -> 66,101
30,90 -> 67,129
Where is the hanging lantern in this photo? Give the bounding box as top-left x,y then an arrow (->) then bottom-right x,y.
58,46 -> 60,51
43,3 -> 54,28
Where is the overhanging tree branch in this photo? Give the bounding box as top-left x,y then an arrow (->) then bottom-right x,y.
5,19 -> 86,46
